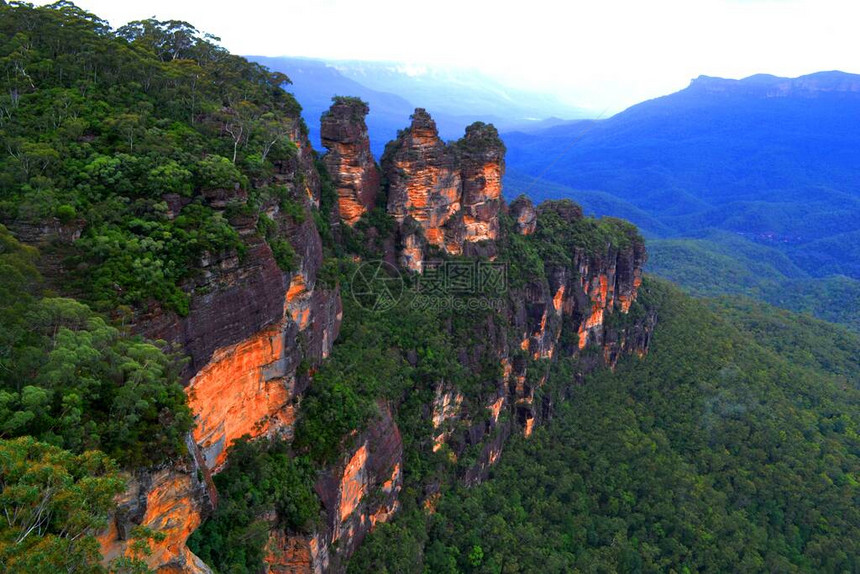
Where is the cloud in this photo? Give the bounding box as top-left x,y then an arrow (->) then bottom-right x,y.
35,0 -> 860,112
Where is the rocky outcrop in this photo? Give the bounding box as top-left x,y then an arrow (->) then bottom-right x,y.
509,195 -> 537,235
431,384 -> 465,452
98,438 -> 215,573
265,404 -> 403,574
420,197 -> 654,484
99,121 -> 342,572
382,109 -> 505,271
321,98 -> 380,225
458,122 -> 505,246
264,530 -> 329,574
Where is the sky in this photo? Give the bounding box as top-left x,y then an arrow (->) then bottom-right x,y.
34,0 -> 860,112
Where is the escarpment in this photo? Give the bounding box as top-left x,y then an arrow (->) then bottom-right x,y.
96,120 -> 344,572
80,103 -> 651,573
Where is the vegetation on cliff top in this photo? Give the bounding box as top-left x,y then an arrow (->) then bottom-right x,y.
0,226 -> 193,468
0,0 -> 304,315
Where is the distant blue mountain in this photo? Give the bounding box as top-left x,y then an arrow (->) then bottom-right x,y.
503,71 -> 860,279
502,71 -> 860,330
248,56 -> 588,155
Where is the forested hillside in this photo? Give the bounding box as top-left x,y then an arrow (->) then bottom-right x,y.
0,2 -> 309,569
350,280 -> 860,573
1,3 -> 858,574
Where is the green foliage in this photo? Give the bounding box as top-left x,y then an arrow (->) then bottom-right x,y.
0,1 -> 305,312
55,203 -> 77,222
327,96 -> 370,119
75,201 -> 243,315
646,233 -> 860,332
456,121 -> 505,154
534,201 -> 641,266
269,238 -> 297,272
497,211 -> 545,288
187,437 -> 318,574
195,155 -> 242,190
707,296 -> 860,378
339,207 -> 398,260
253,187 -> 303,273
496,201 -> 641,289
0,437 -> 126,573
147,160 -> 193,197
351,278 -> 860,572
293,259 -> 501,467
107,526 -> 166,574
0,229 -> 193,467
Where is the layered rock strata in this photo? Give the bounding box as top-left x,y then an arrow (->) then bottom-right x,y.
98,122 -> 343,572
321,99 -> 380,226
382,109 -> 505,271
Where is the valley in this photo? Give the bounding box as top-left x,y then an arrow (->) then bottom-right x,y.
0,3 -> 857,574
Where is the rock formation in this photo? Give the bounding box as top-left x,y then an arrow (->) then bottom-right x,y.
382,109 -> 505,271
94,103 -> 652,574
509,195 -> 537,235
459,121 -> 505,245
321,98 -> 380,225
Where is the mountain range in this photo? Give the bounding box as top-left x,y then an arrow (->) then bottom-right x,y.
500,71 -> 860,330
248,56 -> 588,154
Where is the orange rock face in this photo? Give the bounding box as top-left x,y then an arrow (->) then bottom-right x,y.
578,274 -> 610,350
618,275 -> 643,313
552,285 -> 566,314
291,404 -> 402,572
187,270 -> 340,471
524,416 -> 536,437
400,232 -> 426,273
383,109 -> 505,268
287,272 -> 312,330
337,443 -> 369,526
321,99 -> 380,226
98,468 -> 211,574
431,386 -> 464,452
487,395 -> 506,424
264,530 -> 328,574
509,195 -> 537,235
187,322 -> 293,471
385,110 -> 462,251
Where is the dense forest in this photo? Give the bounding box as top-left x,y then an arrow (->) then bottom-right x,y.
0,1 -> 306,570
1,3 -> 858,574
350,280 -> 860,573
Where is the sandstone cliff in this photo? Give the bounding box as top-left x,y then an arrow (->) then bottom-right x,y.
262,404 -> 401,574
97,102 -> 652,574
97,120 -> 344,572
321,98 -> 380,226
382,109 -> 505,271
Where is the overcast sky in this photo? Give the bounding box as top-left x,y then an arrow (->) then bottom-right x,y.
35,0 -> 860,112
